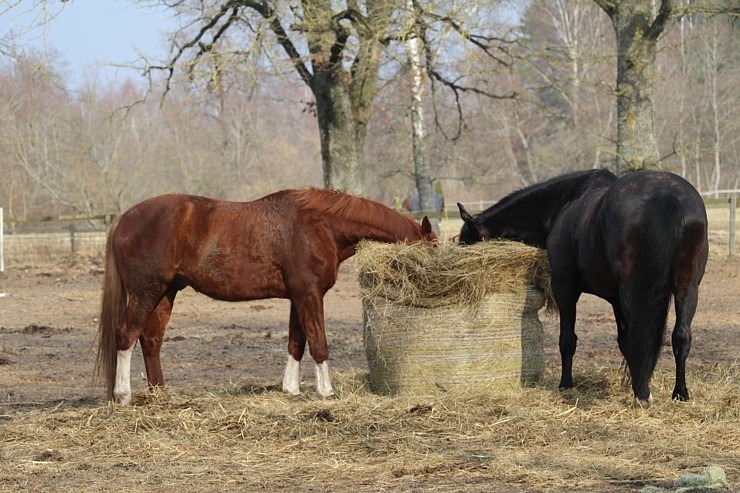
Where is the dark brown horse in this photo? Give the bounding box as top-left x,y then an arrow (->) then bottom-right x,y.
96,188 -> 435,404
458,169 -> 708,406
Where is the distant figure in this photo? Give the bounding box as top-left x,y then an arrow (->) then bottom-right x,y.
402,193 -> 444,213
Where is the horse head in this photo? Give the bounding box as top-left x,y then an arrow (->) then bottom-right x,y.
457,203 -> 489,245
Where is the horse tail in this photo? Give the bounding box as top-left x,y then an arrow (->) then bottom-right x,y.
626,194 -> 684,384
94,217 -> 126,400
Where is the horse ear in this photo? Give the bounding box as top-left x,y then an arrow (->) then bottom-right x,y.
457,202 -> 486,243
420,216 -> 434,239
457,202 -> 474,222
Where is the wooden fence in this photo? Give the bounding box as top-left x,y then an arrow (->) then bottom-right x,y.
0,212 -> 110,270
0,197 -> 737,270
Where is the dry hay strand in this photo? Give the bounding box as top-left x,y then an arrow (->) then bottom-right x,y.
1,364 -> 738,492
355,240 -> 554,395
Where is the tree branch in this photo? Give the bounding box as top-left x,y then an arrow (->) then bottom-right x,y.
148,1 -> 240,96
647,0 -> 673,41
429,68 -> 518,141
408,6 -> 515,68
592,0 -> 616,16
246,0 -> 313,86
149,0 -> 315,96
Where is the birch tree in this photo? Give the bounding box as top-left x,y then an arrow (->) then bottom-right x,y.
404,0 -> 436,216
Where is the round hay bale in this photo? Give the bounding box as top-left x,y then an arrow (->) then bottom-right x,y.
356,240 -> 553,396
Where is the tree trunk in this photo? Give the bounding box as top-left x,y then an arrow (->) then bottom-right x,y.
405,0 -> 436,222
302,0 -> 386,195
312,72 -> 366,194
596,0 -> 671,175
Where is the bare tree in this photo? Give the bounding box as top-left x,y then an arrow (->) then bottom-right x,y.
0,1 -> 66,58
471,0 -> 615,185
148,0 -> 396,194
149,0 -> 526,197
593,0 -> 740,175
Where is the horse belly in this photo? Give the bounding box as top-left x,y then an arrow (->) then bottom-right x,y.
184,263 -> 287,302
577,254 -> 619,300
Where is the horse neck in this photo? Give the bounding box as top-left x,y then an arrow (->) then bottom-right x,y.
334,210 -> 421,246
483,170 -> 613,240
288,188 -> 422,248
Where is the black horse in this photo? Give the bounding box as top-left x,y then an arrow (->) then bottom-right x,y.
458,169 -> 708,406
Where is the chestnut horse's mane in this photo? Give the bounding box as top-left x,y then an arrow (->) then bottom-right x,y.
286,188 -> 419,233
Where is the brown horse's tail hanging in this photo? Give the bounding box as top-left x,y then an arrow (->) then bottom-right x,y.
94,217 -> 126,400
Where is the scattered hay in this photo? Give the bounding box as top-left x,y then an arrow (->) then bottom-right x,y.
355,240 -> 554,395
1,364 -> 738,492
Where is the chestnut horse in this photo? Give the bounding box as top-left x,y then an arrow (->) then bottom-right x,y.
458,169 -> 708,406
96,188 -> 435,404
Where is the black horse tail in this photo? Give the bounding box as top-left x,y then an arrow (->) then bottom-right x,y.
626,193 -> 684,387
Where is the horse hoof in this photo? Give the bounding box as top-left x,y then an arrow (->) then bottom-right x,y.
633,393 -> 653,409
317,389 -> 336,399
282,386 -> 302,397
672,390 -> 689,401
113,392 -> 132,406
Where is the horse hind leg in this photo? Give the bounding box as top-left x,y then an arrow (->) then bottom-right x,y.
622,339 -> 655,407
615,292 -> 656,406
282,302 -> 306,395
139,286 -> 178,392
671,282 -> 700,401
671,224 -> 707,402
113,298 -> 146,405
114,347 -> 135,405
113,287 -> 176,404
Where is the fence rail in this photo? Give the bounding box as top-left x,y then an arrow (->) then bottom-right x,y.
1,207 -> 4,272
1,211 -> 109,270
1,194 -> 738,269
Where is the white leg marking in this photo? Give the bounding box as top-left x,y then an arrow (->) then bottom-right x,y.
315,361 -> 334,398
113,347 -> 133,405
282,355 -> 301,395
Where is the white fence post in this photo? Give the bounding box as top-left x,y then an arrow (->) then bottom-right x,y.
730,195 -> 737,258
1,207 -> 4,272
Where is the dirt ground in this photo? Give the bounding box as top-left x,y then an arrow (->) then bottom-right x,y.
1,255 -> 738,408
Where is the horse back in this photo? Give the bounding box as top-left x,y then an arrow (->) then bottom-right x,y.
545,175 -> 616,297
600,171 -> 708,294
112,193 -> 335,301
547,171 -> 707,300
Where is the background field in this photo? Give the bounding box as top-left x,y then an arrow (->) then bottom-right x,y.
0,204 -> 738,492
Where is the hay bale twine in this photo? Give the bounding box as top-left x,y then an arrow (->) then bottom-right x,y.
356,240 -> 553,396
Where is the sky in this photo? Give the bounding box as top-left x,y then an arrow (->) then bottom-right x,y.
1,1 -> 527,90
2,0 -> 176,88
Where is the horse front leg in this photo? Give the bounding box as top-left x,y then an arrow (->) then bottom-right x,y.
290,291 -> 334,398
558,303 -> 578,389
672,282 -> 700,401
553,283 -> 580,390
282,302 -> 306,395
612,303 -> 628,357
